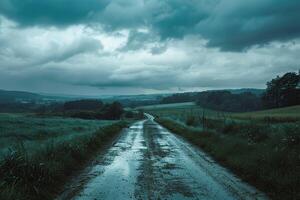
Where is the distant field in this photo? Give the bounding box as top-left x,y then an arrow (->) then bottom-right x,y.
137,102 -> 196,110
0,113 -> 115,156
139,102 -> 222,122
230,105 -> 300,121
141,102 -> 300,122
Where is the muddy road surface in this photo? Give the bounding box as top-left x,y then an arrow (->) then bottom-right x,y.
58,116 -> 267,200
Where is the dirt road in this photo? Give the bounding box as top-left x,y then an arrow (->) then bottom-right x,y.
58,116 -> 267,200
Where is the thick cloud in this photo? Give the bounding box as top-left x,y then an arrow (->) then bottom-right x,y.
0,0 -> 109,26
1,0 -> 300,50
0,1 -> 300,95
197,0 -> 300,50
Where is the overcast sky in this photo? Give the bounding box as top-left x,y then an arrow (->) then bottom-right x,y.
0,0 -> 299,95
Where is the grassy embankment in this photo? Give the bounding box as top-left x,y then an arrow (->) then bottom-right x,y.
141,103 -> 300,200
0,113 -> 129,200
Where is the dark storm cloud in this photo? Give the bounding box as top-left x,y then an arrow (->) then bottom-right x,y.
0,0 -> 109,26
1,0 -> 300,50
197,0 -> 300,51
148,0 -> 300,51
0,0 -> 300,95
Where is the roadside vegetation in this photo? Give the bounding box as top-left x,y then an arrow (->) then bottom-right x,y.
149,105 -> 300,200
140,71 -> 300,199
0,113 -> 132,200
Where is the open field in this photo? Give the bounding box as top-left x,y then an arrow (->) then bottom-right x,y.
137,102 -> 196,110
230,105 -> 300,122
0,113 -> 129,200
143,102 -> 300,123
139,102 -> 220,122
0,113 -> 115,156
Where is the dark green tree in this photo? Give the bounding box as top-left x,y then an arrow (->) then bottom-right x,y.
262,71 -> 300,108
102,101 -> 124,120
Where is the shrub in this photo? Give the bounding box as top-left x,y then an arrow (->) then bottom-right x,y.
185,116 -> 197,126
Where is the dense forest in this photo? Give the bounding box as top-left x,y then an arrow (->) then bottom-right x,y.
196,91 -> 262,112
58,100 -> 124,120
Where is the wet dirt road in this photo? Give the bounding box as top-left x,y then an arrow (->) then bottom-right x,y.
59,116 -> 267,200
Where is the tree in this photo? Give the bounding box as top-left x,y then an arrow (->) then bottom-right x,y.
262,71 -> 300,108
102,101 -> 124,120
196,91 -> 262,112
63,99 -> 103,111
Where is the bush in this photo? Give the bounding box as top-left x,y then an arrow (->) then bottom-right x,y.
63,99 -> 103,111
222,123 -> 240,134
185,116 -> 197,126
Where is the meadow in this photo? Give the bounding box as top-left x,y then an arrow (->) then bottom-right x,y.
0,113 -> 129,200
141,103 -> 300,200
141,102 -> 300,123
136,102 -> 196,110
0,113 -> 115,156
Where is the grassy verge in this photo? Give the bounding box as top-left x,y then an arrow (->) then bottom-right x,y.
156,118 -> 300,200
0,121 -> 129,200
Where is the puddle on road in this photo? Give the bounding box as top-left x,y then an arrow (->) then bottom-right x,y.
60,120 -> 146,200
59,118 -> 267,200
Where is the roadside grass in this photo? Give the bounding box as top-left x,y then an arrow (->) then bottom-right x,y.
0,113 -> 130,200
149,104 -> 300,199
156,118 -> 300,200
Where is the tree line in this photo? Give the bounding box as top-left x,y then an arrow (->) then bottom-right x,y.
62,100 -> 124,120
159,71 -> 300,112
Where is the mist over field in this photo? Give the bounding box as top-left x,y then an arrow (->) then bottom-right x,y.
0,1 -> 299,200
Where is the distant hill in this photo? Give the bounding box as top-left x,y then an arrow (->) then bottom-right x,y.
0,89 -> 42,103
225,88 -> 265,96
158,88 -> 265,112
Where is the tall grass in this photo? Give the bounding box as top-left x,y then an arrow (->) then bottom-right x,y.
156,118 -> 300,200
0,113 -> 114,156
0,121 -> 128,200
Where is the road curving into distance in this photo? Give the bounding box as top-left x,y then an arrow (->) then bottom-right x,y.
58,114 -> 267,200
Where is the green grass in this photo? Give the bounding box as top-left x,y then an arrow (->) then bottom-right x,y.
148,103 -> 300,199
0,113 -> 130,200
137,102 -> 196,110
229,105 -> 300,122
0,113 -> 114,157
141,102 -> 220,122
144,103 -> 300,123
156,118 -> 300,200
